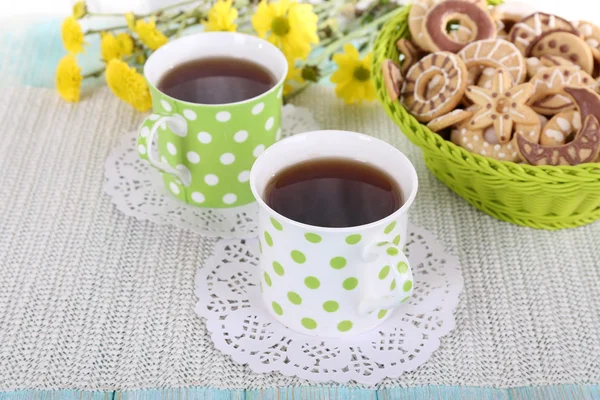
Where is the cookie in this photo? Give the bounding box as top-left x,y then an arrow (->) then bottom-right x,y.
572,21 -> 600,63
459,38 -> 526,84
529,31 -> 594,75
476,67 -> 496,89
491,2 -> 537,38
401,52 -> 468,122
423,0 -> 497,53
526,55 -> 578,79
509,13 -> 578,56
464,68 -> 537,143
448,24 -> 474,43
396,39 -> 426,76
409,0 -> 443,51
381,60 -> 403,101
528,66 -> 596,115
564,86 -> 600,131
517,115 -> 600,165
540,110 -> 581,145
427,109 -> 474,132
409,0 -> 485,52
457,120 -> 541,161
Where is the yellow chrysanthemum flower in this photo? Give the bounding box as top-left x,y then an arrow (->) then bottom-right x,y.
125,12 -> 136,31
204,0 -> 238,32
101,32 -> 134,62
106,59 -> 152,111
101,33 -> 121,61
117,33 -> 134,56
61,16 -> 86,54
56,55 -> 82,102
331,44 -> 376,105
135,18 -> 168,51
72,1 -> 87,19
252,0 -> 319,61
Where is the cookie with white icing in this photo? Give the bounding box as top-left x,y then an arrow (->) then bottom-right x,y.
401,51 -> 468,122
459,38 -> 526,84
530,31 -> 594,75
518,115 -> 600,165
509,13 -> 578,56
540,110 -> 581,145
528,66 -> 596,115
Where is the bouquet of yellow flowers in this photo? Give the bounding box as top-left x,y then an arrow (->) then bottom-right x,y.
57,0 -> 401,110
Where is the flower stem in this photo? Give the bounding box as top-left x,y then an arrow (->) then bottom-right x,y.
312,7 -> 401,64
85,25 -> 127,35
83,68 -> 105,79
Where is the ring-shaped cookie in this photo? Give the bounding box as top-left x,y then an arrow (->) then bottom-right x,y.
401,52 -> 468,122
424,0 -> 497,53
459,39 -> 526,84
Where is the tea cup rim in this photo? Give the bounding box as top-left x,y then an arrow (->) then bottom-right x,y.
143,31 -> 288,108
249,130 -> 419,233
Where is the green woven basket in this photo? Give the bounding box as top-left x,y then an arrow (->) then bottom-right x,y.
372,5 -> 600,230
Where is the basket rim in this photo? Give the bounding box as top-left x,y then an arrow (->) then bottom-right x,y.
372,4 -> 600,183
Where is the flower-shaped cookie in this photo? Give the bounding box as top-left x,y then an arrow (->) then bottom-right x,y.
465,67 -> 537,143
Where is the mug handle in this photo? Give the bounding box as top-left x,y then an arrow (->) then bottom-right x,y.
357,240 -> 414,316
137,114 -> 191,186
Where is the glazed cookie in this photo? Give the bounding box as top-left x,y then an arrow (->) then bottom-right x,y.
517,115 -> 600,165
572,21 -> 600,63
408,0 -> 485,52
518,86 -> 600,165
528,66 -> 595,115
456,120 -> 541,162
427,109 -> 474,132
459,38 -> 526,84
540,110 -> 581,145
396,39 -> 426,76
476,67 -> 496,89
401,52 -> 468,122
381,60 -> 403,101
525,55 -> 579,79
423,0 -> 497,53
464,68 -> 537,143
509,13 -> 579,56
491,2 -> 537,38
529,31 -> 594,74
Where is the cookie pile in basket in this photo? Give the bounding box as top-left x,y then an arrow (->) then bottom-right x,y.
382,0 -> 600,166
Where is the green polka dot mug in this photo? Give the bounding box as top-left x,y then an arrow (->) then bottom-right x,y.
250,130 -> 419,337
137,32 -> 287,208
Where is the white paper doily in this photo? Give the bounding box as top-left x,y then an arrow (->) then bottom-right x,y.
194,224 -> 463,384
104,105 -> 319,238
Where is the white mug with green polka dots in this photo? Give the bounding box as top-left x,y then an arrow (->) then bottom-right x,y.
250,130 -> 419,337
137,32 -> 287,208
